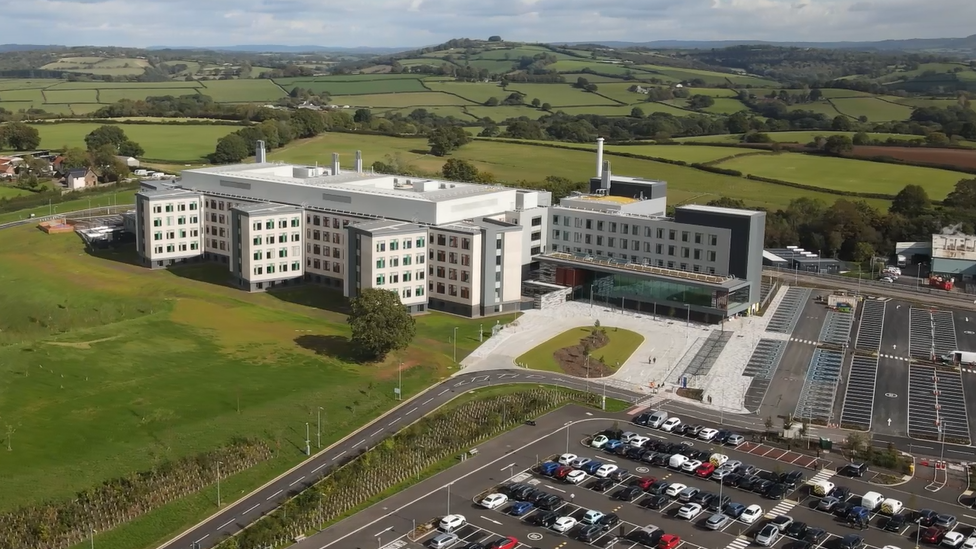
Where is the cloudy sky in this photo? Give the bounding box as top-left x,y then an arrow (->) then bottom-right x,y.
1,0 -> 973,48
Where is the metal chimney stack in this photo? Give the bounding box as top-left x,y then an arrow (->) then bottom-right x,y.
596,137 -> 605,178
601,160 -> 611,190
331,153 -> 340,175
355,150 -> 363,173
255,140 -> 267,163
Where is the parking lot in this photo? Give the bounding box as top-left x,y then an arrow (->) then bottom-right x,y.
838,356 -> 879,432
909,308 -> 959,361
794,349 -> 844,424
818,309 -> 854,347
854,300 -> 886,353
767,288 -> 812,334
908,365 -> 972,444
742,339 -> 789,414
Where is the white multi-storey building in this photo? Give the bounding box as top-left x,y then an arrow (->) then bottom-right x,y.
133,188 -> 204,267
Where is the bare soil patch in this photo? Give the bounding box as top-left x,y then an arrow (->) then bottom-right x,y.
44,336 -> 121,349
851,146 -> 976,169
553,329 -> 615,377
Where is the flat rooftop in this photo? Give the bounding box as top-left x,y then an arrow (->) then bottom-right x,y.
351,219 -> 426,235
233,203 -> 302,215
678,204 -> 764,217
578,195 -> 638,205
136,188 -> 198,200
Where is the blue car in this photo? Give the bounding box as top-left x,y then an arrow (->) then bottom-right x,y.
509,501 -> 534,516
581,461 -> 604,475
605,440 -> 624,453
539,461 -> 560,476
724,502 -> 746,519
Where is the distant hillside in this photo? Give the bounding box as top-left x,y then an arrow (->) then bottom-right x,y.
146,44 -> 415,54
560,35 -> 976,56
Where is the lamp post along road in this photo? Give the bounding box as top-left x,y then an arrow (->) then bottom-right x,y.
452,327 -> 458,364
397,361 -> 403,401
217,460 -> 222,507
317,407 -> 323,449
305,422 -> 310,456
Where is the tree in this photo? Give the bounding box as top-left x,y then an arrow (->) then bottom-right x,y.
347,288 -> 416,361
890,184 -> 930,217
211,134 -> 250,164
809,89 -> 823,101
688,95 -> 715,110
84,125 -> 128,151
926,132 -> 950,145
823,135 -> 853,156
427,126 -> 470,156
831,115 -> 852,131
727,112 -> 750,134
61,147 -> 90,170
853,241 -> 875,266
484,97 -> 499,106
442,158 -> 479,181
478,124 -> 500,137
4,122 -> 40,150
119,140 -> 145,157
541,102 -> 552,111
944,178 -> 976,210
290,109 -> 326,138
488,35 -> 502,42
353,108 -> 372,124
852,131 -> 871,145
530,98 -> 541,108
574,77 -> 589,89
630,106 -> 644,119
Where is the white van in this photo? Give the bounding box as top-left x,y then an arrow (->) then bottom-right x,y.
669,454 -> 689,469
881,498 -> 904,515
811,480 -> 835,497
648,410 -> 669,428
861,491 -> 884,511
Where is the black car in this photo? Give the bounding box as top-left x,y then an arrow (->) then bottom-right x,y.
688,449 -> 711,461
512,485 -> 536,500
531,510 -> 559,527
884,513 -> 908,532
610,468 -> 630,482
787,542 -> 812,549
526,490 -> 549,503
627,447 -> 646,461
839,534 -> 864,549
462,543 -> 486,549
651,453 -> 670,467
752,479 -> 775,494
735,464 -> 758,476
736,475 -> 759,490
628,528 -> 664,547
613,485 -> 644,501
714,429 -> 732,444
501,483 -> 529,497
578,524 -> 604,542
640,494 -> 670,509
833,501 -> 853,517
758,470 -> 780,482
804,528 -> 827,545
723,473 -> 743,487
786,522 -> 808,538
598,513 -> 621,530
840,462 -> 868,477
780,471 -> 804,489
765,483 -> 789,500
830,486 -> 852,501
537,494 -> 563,510
916,509 -> 939,526
613,445 -> 631,456
590,478 -> 615,492
633,412 -> 653,426
707,494 -> 731,511
691,491 -> 714,505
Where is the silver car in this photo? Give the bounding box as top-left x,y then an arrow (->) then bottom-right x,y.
706,513 -> 730,530
678,486 -> 700,502
429,532 -> 459,549
756,524 -> 780,547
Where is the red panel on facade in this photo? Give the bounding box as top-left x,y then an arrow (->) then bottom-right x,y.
555,267 -> 581,287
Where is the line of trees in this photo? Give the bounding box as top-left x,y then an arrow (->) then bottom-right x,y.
208,109 -> 356,164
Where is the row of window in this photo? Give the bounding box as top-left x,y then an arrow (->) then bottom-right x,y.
552,214 -> 719,246
307,258 -> 342,274
308,214 -> 348,229
429,249 -> 472,266
430,267 -> 472,283
253,247 -> 301,260
376,237 -> 425,252
309,244 -> 342,259
153,242 -> 199,254
393,286 -> 424,299
375,270 -> 427,285
253,262 -> 302,276
431,282 -> 471,299
550,244 -> 718,274
253,233 -> 300,246
153,229 -> 200,241
153,216 -> 198,227
205,226 -> 226,238
552,230 -> 718,261
308,230 -> 342,244
252,218 -> 300,231
151,202 -> 198,214
433,234 -> 471,250
375,255 -> 426,269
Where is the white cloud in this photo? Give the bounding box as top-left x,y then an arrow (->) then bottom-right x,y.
0,0 -> 972,47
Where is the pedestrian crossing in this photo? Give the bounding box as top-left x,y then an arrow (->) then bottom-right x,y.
724,536 -> 751,549
766,499 -> 797,518
808,469 -> 836,484
790,338 -> 819,346
878,354 -> 911,362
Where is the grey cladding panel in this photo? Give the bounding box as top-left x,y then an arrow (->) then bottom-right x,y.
220,180 -> 252,190
322,193 -> 353,204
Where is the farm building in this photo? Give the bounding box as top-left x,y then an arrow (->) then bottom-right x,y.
65,167 -> 97,190
116,156 -> 140,168
931,232 -> 976,281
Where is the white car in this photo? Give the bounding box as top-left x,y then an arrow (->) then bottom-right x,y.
630,435 -> 650,448
962,538 -> 976,549
621,431 -> 638,443
740,504 -> 763,524
669,454 -> 689,469
698,428 -> 719,441
710,453 -> 729,467
480,493 -> 508,510
552,516 -> 578,533
661,417 -> 682,432
681,459 -> 703,473
591,435 -> 609,449
665,482 -> 688,497
677,503 -> 703,520
723,459 -> 742,471
944,533 -> 966,549
439,514 -> 466,532
596,464 -> 619,478
570,456 -> 591,469
567,470 -> 587,484
583,509 -> 605,525
558,453 -> 578,466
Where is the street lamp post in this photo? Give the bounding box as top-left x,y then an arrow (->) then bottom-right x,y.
217,460 -> 222,507
447,483 -> 452,515
685,304 -> 691,327
90,527 -> 95,549
940,422 -> 947,464
585,353 -> 590,392
397,361 -> 402,401
452,327 -> 458,363
305,422 -> 310,456
590,283 -> 596,310
317,407 -> 323,449
566,424 -> 570,453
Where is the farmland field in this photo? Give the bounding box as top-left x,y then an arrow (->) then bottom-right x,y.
463,105 -> 545,121
505,83 -> 616,106
326,92 -> 474,108
29,123 -> 239,162
396,58 -> 458,67
463,59 -> 520,73
594,82 -> 651,104
698,97 -> 750,114
41,56 -> 150,76
561,73 -> 627,83
385,106 -> 473,119
423,81 -> 508,103
558,104 -> 690,117
787,101 -> 842,117
42,89 -> 99,103
548,59 -> 639,75
638,64 -> 777,86
98,87 -> 203,103
280,77 -> 427,95
852,146 -> 976,169
830,97 -> 914,121
0,88 -> 44,102
715,151 -> 968,198
682,87 -> 740,97
0,185 -> 31,199
197,79 -> 286,103
608,144 -> 772,163
676,131 -> 926,144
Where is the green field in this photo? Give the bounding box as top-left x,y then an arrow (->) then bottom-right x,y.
0,185 -> 32,199
695,97 -> 750,115
463,105 -> 545,121
830,97 -> 914,121
715,152 -> 968,199
675,131 -> 925,144
197,79 -> 286,103
787,101 -> 842,117
0,188 -> 137,225
328,92 -> 474,108
386,106 -> 473,120
281,76 -> 428,95
423,81 -> 508,104
29,123 -> 238,162
561,73 -> 627,83
43,89 -> 99,103
515,326 -> 644,374
397,58 -> 458,68
41,57 -> 150,76
610,144 -> 771,163
548,59 -> 639,75
594,82 -> 651,104
98,87 -> 203,104
639,65 -> 777,86
506,83 -> 616,106
0,225 -> 494,525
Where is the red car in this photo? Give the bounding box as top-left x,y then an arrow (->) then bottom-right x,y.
554,465 -> 573,479
921,527 -> 947,544
659,534 -> 681,549
487,537 -> 518,549
633,476 -> 657,490
695,462 -> 716,478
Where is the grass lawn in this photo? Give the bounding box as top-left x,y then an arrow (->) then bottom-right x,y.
675,131 -> 922,144
29,123 -> 239,162
561,73 -> 627,83
0,226 -> 503,524
423,81 -> 508,104
197,79 -> 287,103
0,185 -> 32,199
787,101 -> 842,117
593,82 -> 651,104
98,87 -> 204,103
715,151 -> 969,199
549,59 -> 641,75
506,83 -> 616,107
0,188 -> 137,224
516,326 -> 644,374
327,92 -> 474,107
700,98 -> 751,115
269,133 -> 891,211
609,144 -> 771,163
830,97 -> 914,122
286,77 -> 427,95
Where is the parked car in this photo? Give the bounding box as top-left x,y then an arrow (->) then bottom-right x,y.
554,465 -> 573,480
707,494 -> 732,512
640,494 -> 671,510
613,485 -> 644,501
839,534 -> 865,549
581,461 -> 604,475
665,483 -> 687,497
605,440 -> 624,453
752,479 -> 775,494
577,524 -> 604,543
566,470 -> 587,484
786,522 -> 808,538
722,472 -> 743,487
884,513 -> 908,532
582,509 -> 605,525
539,461 -> 560,476
480,493 -> 508,510
537,494 -> 563,511
429,533 -> 460,549
726,434 -> 745,446
770,516 -> 794,531
678,486 -> 700,502
633,412 -> 653,426
552,516 -> 578,534
736,476 -> 759,491
766,483 -> 789,500
696,462 -> 716,478
591,435 -> 609,449
630,436 -> 651,449
724,502 -> 746,519
570,456 -> 591,469
598,513 -> 621,530
590,478 -> 615,492
558,453 -> 577,466
647,480 -> 671,495
711,468 -> 733,481
917,510 -> 940,527
661,417 -> 682,432
699,428 -> 719,441
531,511 -> 559,527
713,429 -> 733,443
629,526 -> 665,547
487,537 -> 518,549
439,514 -> 467,532
756,524 -> 781,547
740,504 -> 764,524
943,532 -> 966,549
935,515 -> 958,529
683,424 -> 704,437
804,528 -> 828,545
706,513 -> 730,530
610,468 -> 630,482
780,471 -> 804,489
922,527 -> 949,544
659,534 -> 682,549
817,496 -> 840,512
681,459 -> 703,473
677,503 -> 703,520
595,464 -> 619,478
840,462 -> 869,477
508,502 -> 533,517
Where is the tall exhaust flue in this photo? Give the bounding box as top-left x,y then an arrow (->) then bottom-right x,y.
601,160 -> 611,190
596,137 -> 605,178
255,140 -> 267,163
331,153 -> 340,175
355,150 -> 363,173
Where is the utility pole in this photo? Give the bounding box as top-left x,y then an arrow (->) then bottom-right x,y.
305,422 -> 310,456
317,407 -> 323,449
217,460 -> 222,507
397,361 -> 402,401
453,327 -> 458,363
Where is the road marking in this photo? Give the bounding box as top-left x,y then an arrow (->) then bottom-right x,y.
546,484 -> 566,493
964,515 -> 976,521
481,515 -> 503,526
289,476 -> 305,487
266,490 -> 282,501
438,389 -> 449,395
353,439 -> 365,447
217,519 -> 235,530
243,504 -> 259,514
406,407 -> 418,415
194,534 -> 209,544
603,458 -> 616,463
333,451 -> 347,460
312,463 -> 327,473
389,417 -> 401,426
370,429 -> 383,437
948,449 -> 970,455
422,398 -> 433,405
